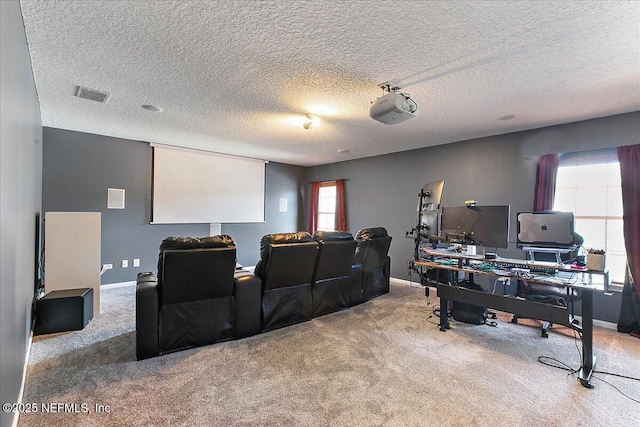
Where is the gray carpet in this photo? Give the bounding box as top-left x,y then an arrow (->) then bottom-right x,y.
19,283 -> 640,426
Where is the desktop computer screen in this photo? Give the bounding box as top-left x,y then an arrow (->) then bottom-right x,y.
441,205 -> 510,249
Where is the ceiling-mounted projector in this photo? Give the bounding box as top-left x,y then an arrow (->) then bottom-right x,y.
369,89 -> 418,125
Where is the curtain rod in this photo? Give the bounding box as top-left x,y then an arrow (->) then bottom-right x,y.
307,179 -> 349,184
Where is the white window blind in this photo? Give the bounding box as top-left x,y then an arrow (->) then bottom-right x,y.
317,182 -> 337,231
553,148 -> 626,283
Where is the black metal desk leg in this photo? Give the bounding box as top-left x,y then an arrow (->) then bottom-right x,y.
439,296 -> 450,331
578,290 -> 596,388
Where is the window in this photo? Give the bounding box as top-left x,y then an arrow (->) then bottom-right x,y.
317,182 -> 337,231
553,152 -> 626,284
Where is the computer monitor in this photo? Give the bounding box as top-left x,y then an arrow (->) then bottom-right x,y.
516,211 -> 575,248
419,210 -> 440,240
419,180 -> 445,211
441,205 -> 510,249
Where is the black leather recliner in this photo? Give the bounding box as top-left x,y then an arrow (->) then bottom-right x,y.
135,236 -> 262,360
311,231 -> 359,317
353,227 -> 392,303
254,232 -> 319,332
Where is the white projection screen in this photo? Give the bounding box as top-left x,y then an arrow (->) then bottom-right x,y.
152,144 -> 266,224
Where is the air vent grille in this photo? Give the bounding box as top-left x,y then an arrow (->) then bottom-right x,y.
74,86 -> 110,103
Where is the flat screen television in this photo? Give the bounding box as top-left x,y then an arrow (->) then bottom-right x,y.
441,205 -> 510,249
516,211 -> 575,248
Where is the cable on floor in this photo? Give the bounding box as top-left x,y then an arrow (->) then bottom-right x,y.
537,355 -> 640,403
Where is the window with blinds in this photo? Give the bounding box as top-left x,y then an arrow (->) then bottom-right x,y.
553,148 -> 626,283
317,182 -> 337,232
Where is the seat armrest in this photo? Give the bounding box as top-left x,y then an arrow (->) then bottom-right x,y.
350,263 -> 363,306
137,271 -> 157,285
136,274 -> 159,360
234,271 -> 262,338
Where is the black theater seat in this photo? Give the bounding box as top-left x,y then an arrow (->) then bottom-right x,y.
135,236 -> 261,360
254,232 -> 319,332
353,227 -> 392,303
311,231 -> 358,317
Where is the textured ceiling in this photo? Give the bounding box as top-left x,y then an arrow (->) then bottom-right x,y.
20,1 -> 640,166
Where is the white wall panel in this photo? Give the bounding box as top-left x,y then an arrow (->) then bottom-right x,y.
44,212 -> 101,314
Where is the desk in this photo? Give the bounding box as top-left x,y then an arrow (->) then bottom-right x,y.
414,248 -> 610,388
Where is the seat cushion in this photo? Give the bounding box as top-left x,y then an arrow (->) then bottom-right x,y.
313,237 -> 357,281
313,230 -> 354,242
354,235 -> 392,271
261,242 -> 319,290
160,247 -> 237,305
157,235 -> 237,302
254,232 -> 314,278
159,235 -> 235,251
355,227 -> 389,241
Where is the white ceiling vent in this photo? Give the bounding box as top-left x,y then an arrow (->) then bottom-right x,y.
74,86 -> 110,103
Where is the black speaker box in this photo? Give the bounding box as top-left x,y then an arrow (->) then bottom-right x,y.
35,288 -> 93,335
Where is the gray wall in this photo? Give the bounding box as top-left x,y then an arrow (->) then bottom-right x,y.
42,128 -> 305,283
306,112 -> 640,323
0,2 -> 43,426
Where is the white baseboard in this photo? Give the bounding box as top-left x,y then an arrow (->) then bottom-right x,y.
391,277 -> 421,287
574,316 -> 617,330
13,332 -> 33,427
101,280 -> 136,288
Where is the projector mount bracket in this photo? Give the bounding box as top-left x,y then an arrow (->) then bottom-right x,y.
378,82 -> 401,94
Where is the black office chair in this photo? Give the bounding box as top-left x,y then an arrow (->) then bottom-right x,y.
511,232 -> 583,337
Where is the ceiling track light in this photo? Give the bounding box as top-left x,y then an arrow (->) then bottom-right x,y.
303,114 -> 319,129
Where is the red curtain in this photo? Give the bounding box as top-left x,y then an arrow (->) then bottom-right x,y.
533,153 -> 559,211
335,179 -> 347,231
308,181 -> 320,234
617,144 -> 640,337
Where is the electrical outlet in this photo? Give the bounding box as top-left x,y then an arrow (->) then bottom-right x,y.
102,263 -> 113,270
121,259 -> 128,268
133,258 -> 140,267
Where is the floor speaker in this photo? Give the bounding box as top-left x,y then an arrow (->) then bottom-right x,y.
35,288 -> 93,335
